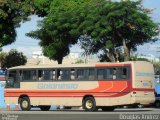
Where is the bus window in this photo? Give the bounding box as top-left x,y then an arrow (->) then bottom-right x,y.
43,70 -> 52,80
113,68 -> 117,79
32,70 -> 37,80
22,70 -> 36,81
57,69 -> 62,80
52,70 -> 56,80
88,69 -> 95,80
63,69 -> 70,80
70,69 -> 75,80
106,68 -> 117,80
38,70 -> 55,81
18,70 -> 23,81
77,69 -> 86,80
7,70 -> 18,88
107,67 -> 128,80
38,70 -> 43,81
97,69 -> 105,80
106,68 -> 113,79
119,67 -> 128,79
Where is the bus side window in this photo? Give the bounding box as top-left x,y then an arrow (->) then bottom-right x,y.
121,68 -> 127,79
43,70 -> 52,80
22,70 -> 36,81
18,70 -> 23,81
63,69 -> 70,80
57,69 -> 62,80
52,70 -> 56,80
88,69 -> 95,80
113,68 -> 117,80
70,69 -> 75,80
38,70 -> 43,81
22,70 -> 31,80
77,69 -> 86,80
31,70 -> 37,80
97,69 -> 105,80
114,67 -> 128,80
106,68 -> 113,79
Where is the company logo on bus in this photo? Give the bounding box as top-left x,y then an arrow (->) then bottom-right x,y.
37,83 -> 79,89
142,82 -> 151,87
136,72 -> 154,77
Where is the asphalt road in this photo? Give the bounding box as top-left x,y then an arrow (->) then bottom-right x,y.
0,108 -> 160,120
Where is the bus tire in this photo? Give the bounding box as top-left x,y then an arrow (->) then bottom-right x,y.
39,105 -> 51,111
101,106 -> 115,111
19,97 -> 31,111
82,97 -> 97,111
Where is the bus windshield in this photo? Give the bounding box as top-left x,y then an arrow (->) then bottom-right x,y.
6,70 -> 19,88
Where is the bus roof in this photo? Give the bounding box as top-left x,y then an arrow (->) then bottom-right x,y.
7,61 -> 151,70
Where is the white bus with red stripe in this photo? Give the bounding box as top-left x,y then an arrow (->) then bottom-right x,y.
4,61 -> 155,111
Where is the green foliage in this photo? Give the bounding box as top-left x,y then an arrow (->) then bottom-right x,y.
76,0 -> 159,61
0,0 -> 34,48
130,56 -> 150,62
75,59 -> 84,64
2,49 -> 27,68
27,0 -> 159,63
153,62 -> 160,74
33,0 -> 51,17
27,0 -> 91,63
42,40 -> 70,64
0,51 -> 7,67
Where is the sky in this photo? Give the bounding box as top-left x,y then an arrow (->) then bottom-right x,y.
136,0 -> 160,57
2,0 -> 160,58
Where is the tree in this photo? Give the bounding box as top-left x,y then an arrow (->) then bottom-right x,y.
154,56 -> 160,74
32,0 -> 52,17
42,40 -> 70,64
0,0 -> 34,49
27,0 -> 104,64
78,35 -> 93,63
27,0 -> 90,64
27,0 -> 159,63
0,52 -> 7,68
2,49 -> 27,68
75,0 -> 159,62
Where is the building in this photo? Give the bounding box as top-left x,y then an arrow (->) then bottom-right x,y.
26,51 -> 99,65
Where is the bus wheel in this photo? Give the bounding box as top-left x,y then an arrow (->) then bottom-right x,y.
101,106 -> 115,111
19,97 -> 31,111
82,97 -> 97,111
39,105 -> 51,111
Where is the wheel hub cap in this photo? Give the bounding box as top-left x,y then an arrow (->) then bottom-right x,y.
86,100 -> 93,109
22,101 -> 28,108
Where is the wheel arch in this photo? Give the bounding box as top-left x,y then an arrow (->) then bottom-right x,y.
82,95 -> 95,104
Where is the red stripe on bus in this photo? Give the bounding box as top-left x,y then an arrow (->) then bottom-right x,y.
132,88 -> 154,92
4,89 -> 154,98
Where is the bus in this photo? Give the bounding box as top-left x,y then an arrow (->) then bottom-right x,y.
4,61 -> 155,111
